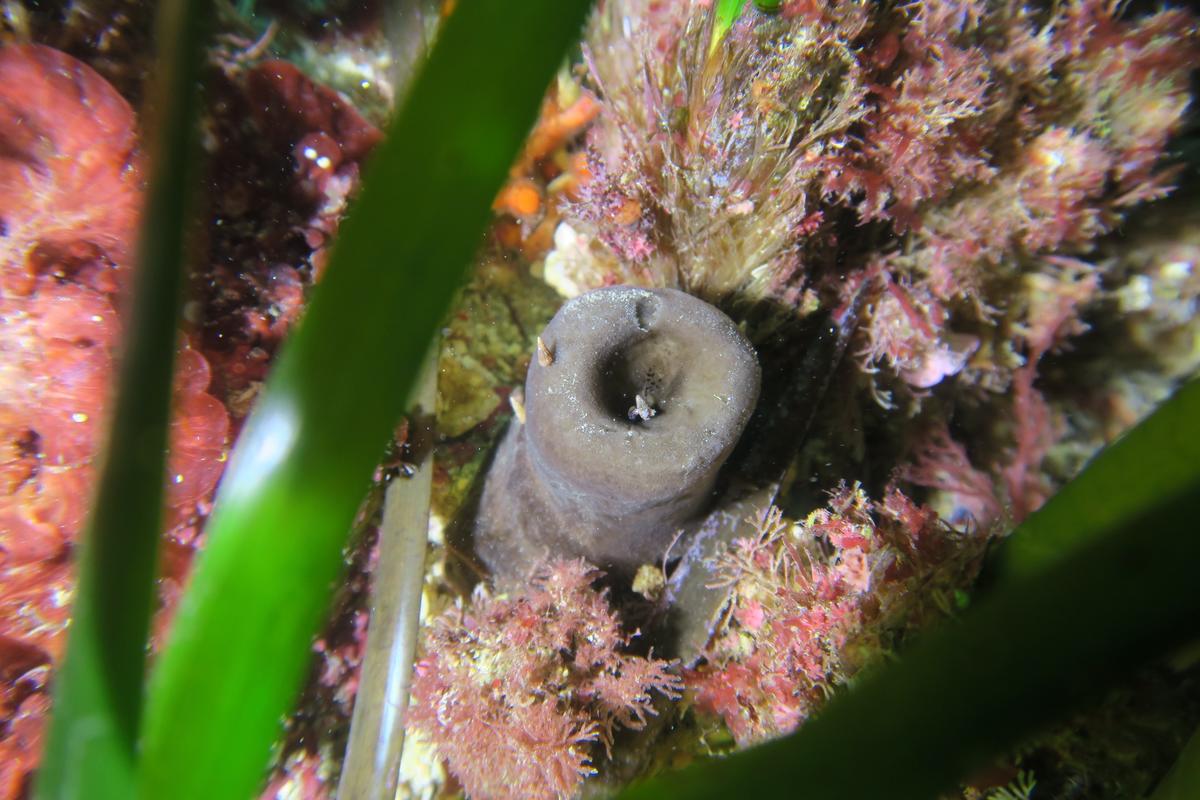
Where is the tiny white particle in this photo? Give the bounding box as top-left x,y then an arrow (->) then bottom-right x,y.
1164,260 -> 1193,281
316,155 -> 332,170
303,146 -> 319,160
173,474 -> 184,484
1117,275 -> 1153,312
90,315 -> 103,323
71,412 -> 88,423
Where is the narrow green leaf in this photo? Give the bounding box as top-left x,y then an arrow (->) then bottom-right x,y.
137,3 -> 594,799
711,0 -> 747,51
34,2 -> 208,798
620,380 -> 1200,799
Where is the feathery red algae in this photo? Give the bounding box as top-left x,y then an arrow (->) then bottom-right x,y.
407,559 -> 681,800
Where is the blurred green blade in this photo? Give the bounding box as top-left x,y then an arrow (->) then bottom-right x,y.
35,2 -> 208,798
620,380 -> 1200,799
137,3 -> 594,799
1150,726 -> 1200,800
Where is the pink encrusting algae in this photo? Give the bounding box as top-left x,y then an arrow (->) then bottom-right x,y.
0,36 -> 392,798
0,44 -> 230,796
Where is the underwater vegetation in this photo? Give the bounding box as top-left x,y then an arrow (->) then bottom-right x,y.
408,559 -> 681,800
409,1 -> 1200,797
0,0 -> 1197,799
565,0 -> 1198,412
687,487 -> 982,747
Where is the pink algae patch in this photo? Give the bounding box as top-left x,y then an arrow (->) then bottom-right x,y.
689,489 -> 983,747
408,560 -> 682,800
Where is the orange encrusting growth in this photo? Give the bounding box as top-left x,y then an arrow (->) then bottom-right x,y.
489,85 -> 600,261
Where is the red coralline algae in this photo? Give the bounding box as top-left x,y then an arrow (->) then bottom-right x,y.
844,1 -> 1197,402
407,559 -> 682,800
688,488 -> 983,747
0,44 -> 229,796
828,4 -> 996,223
854,269 -> 980,391
901,257 -> 1102,526
199,59 -> 382,431
558,0 -> 1197,537
245,59 -> 383,166
566,1 -> 1196,383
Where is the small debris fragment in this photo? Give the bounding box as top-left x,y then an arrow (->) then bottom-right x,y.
627,393 -> 656,422
536,335 -> 554,367
509,386 -> 527,424
631,563 -> 666,601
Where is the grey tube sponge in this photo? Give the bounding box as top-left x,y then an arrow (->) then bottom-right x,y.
474,286 -> 760,580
